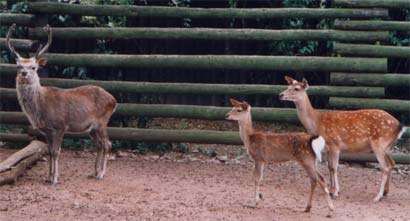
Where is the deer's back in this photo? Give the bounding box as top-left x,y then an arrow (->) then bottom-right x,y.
318,109 -> 400,151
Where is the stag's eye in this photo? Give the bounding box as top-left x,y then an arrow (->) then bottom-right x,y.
31,66 -> 35,70
17,65 -> 23,69
237,109 -> 242,112
294,88 -> 300,91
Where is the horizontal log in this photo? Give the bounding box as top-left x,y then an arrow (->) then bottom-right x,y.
328,97 -> 410,112
1,132 -> 409,164
330,73 -> 410,86
334,43 -> 410,58
0,88 -> 17,99
0,100 -> 300,122
334,20 -> 410,31
0,127 -> 243,145
0,13 -> 35,26
333,0 -> 410,8
28,2 -> 388,19
0,63 -> 16,77
29,27 -> 389,42
340,153 -> 410,164
40,78 -> 384,97
42,53 -> 388,73
0,38 -> 38,51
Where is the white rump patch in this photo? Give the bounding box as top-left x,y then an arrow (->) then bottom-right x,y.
311,136 -> 325,163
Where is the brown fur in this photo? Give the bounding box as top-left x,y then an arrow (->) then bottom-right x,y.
8,24 -> 117,184
226,99 -> 334,214
280,76 -> 402,202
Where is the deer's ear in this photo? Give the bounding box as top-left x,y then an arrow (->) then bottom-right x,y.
230,98 -> 241,106
242,101 -> 250,111
37,57 -> 48,66
302,78 -> 309,89
284,76 -> 296,85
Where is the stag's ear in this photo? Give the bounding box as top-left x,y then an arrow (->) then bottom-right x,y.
242,101 -> 250,111
230,98 -> 241,106
284,76 -> 296,85
302,78 -> 309,89
37,57 -> 48,66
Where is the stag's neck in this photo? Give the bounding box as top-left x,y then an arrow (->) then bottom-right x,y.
237,114 -> 255,147
16,79 -> 43,128
294,93 -> 320,135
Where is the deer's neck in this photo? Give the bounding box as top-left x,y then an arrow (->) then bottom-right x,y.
16,78 -> 43,128
237,113 -> 255,147
294,93 -> 320,135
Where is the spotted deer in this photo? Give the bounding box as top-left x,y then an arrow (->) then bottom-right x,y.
279,76 -> 405,202
6,24 -> 117,184
225,99 -> 334,214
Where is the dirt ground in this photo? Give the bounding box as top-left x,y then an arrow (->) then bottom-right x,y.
0,147 -> 409,221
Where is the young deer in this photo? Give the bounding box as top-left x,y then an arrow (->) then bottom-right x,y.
7,24 -> 117,184
279,76 -> 405,202
225,99 -> 334,214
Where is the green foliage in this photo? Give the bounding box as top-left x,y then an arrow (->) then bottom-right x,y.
10,1 -> 28,13
176,143 -> 188,153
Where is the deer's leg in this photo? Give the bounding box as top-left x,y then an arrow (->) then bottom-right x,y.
91,126 -> 111,180
248,161 -> 264,207
301,159 -> 334,213
373,147 -> 392,202
45,131 -> 64,185
327,148 -> 340,198
90,129 -> 103,178
99,133 -> 111,180
383,154 -> 395,196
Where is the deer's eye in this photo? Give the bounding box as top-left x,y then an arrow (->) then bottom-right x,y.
294,88 -> 300,91
17,65 -> 23,69
237,110 -> 242,112
31,67 -> 36,70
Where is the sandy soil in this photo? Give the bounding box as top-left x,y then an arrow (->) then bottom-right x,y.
0,148 -> 409,221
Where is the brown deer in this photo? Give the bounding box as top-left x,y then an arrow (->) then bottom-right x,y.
6,24 -> 117,184
279,76 -> 405,202
225,99 -> 334,214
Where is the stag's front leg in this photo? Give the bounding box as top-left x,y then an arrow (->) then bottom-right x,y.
45,131 -> 64,185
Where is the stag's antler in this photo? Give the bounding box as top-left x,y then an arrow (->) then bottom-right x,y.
35,24 -> 52,58
6,24 -> 22,59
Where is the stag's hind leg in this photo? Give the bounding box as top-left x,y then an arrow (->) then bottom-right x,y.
90,126 -> 111,180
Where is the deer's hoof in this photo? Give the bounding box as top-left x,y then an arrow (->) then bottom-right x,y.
44,179 -> 57,185
330,192 -> 338,200
243,200 -> 258,208
373,196 -> 382,203
95,174 -> 104,180
304,206 -> 311,213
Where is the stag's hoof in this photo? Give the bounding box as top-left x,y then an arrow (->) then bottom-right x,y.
304,206 -> 311,213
